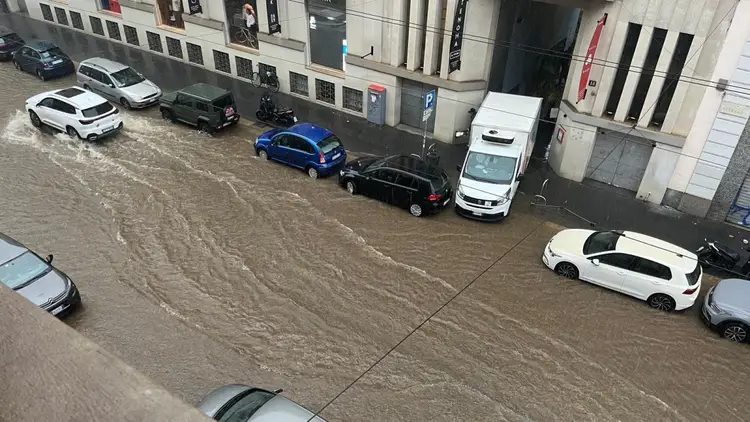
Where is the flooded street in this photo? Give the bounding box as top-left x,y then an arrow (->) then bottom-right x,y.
1,58 -> 749,421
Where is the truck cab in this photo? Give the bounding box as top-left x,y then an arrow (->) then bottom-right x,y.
454,92 -> 541,221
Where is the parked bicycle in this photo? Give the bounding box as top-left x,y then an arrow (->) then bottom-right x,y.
252,68 -> 280,93
232,14 -> 258,49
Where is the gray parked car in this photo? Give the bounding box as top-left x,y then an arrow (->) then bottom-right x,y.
0,232 -> 81,317
196,384 -> 326,422
701,278 -> 750,343
77,57 -> 161,109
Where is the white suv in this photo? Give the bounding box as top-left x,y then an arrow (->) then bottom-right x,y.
26,86 -> 123,141
542,229 -> 702,312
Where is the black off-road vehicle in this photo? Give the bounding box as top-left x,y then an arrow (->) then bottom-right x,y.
159,83 -> 240,133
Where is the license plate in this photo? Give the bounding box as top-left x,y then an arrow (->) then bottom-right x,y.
52,59 -> 62,64
472,212 -> 482,216
102,125 -> 113,132
443,198 -> 450,206
332,153 -> 341,160
51,305 -> 64,315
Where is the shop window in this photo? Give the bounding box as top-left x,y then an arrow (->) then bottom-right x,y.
147,31 -> 163,52
290,72 -> 309,96
224,0 -> 259,49
70,11 -> 84,30
315,79 -> 335,104
99,0 -> 122,14
236,56 -> 253,79
157,0 -> 185,29
343,87 -> 363,112
124,25 -> 139,46
54,7 -> 68,26
187,43 -> 203,65
214,50 -> 230,73
307,0 -> 346,70
106,20 -> 121,41
166,37 -> 183,58
90,16 -> 104,36
650,33 -> 694,128
40,4 -> 53,21
258,63 -> 276,78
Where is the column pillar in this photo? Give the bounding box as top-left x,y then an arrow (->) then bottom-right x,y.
613,27 -> 653,122
406,0 -> 426,71
637,30 -> 679,127
592,19 -> 628,117
423,0 -> 445,76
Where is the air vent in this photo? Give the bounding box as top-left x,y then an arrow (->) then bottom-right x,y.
481,128 -> 515,144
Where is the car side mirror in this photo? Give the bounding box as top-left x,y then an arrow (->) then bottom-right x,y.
516,174 -> 525,182
108,83 -> 115,88
45,254 -> 53,263
272,388 -> 283,394
456,165 -> 461,172
591,258 -> 600,266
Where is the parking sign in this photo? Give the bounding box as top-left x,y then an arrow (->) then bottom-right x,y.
423,90 -> 435,122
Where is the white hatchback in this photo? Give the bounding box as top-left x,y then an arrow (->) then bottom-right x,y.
26,86 -> 123,141
542,229 -> 702,311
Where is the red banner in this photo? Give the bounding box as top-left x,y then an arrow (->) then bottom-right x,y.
578,14 -> 607,103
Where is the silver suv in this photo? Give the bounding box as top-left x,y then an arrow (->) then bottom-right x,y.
702,278 -> 750,343
76,57 -> 161,109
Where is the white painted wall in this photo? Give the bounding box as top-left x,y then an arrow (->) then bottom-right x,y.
636,143 -> 681,203
669,0 -> 750,196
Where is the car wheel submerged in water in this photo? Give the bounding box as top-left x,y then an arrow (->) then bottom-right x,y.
29,111 -> 41,127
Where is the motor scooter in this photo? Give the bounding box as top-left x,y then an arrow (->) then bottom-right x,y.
696,238 -> 750,275
256,93 -> 297,127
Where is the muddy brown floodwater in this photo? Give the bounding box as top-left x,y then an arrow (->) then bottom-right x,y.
0,64 -> 748,422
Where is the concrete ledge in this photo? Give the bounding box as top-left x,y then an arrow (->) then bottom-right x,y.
118,0 -> 154,13
258,33 -> 305,52
0,285 -> 213,422
346,55 -> 487,92
560,100 -> 687,148
183,14 -> 224,31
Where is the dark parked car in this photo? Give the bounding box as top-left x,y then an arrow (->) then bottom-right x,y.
196,384 -> 326,422
159,83 -> 240,133
0,26 -> 24,60
254,123 -> 346,179
339,154 -> 453,217
12,40 -> 75,80
0,232 -> 81,317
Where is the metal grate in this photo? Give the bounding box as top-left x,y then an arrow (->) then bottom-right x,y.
123,25 -> 139,46
40,4 -> 53,21
90,16 -> 104,36
166,37 -> 183,59
146,31 -> 163,53
258,63 -> 276,78
106,21 -> 121,41
343,87 -> 363,113
315,79 -> 335,105
213,50 -> 230,73
186,42 -> 203,65
70,11 -> 84,30
54,7 -> 68,26
289,72 -> 309,96
236,56 -> 253,79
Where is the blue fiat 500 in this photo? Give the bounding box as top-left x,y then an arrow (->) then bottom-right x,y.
254,123 -> 347,179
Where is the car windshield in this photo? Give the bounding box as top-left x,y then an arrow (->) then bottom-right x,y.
218,390 -> 275,422
110,67 -> 145,88
0,251 -> 50,289
82,101 -> 114,118
685,262 -> 701,286
318,134 -> 342,154
40,47 -> 65,59
462,152 -> 517,184
212,94 -> 234,110
0,34 -> 22,46
583,231 -> 621,255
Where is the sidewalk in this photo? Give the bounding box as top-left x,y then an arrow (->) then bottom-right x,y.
3,12 -> 749,257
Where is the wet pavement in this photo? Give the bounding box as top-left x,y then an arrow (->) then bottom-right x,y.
2,12 -> 750,422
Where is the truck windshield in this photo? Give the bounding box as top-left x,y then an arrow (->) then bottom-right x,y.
462,152 -> 516,184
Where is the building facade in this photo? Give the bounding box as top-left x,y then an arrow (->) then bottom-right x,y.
549,0 -> 750,224
10,0 -> 511,143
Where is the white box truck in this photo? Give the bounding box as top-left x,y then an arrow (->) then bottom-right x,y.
454,92 -> 542,221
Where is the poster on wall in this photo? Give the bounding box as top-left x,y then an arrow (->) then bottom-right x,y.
187,0 -> 202,15
266,0 -> 281,34
577,13 -> 607,103
448,0 -> 468,74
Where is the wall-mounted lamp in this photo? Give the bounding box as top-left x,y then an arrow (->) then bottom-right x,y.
361,46 -> 374,59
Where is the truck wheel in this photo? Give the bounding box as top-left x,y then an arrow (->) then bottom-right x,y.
161,109 -> 174,122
